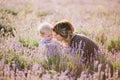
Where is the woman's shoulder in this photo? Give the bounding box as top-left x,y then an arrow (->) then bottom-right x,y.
71,33 -> 97,46
71,33 -> 99,49
71,34 -> 88,41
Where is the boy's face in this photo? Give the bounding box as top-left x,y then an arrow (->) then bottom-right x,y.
42,32 -> 52,41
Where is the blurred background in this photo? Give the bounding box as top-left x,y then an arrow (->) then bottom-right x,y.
0,0 -> 120,80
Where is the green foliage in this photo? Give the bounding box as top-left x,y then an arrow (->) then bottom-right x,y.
19,37 -> 39,48
108,38 -> 120,52
95,32 -> 107,45
114,18 -> 120,25
6,26 -> 13,32
37,11 -> 52,17
98,54 -> 107,64
24,7 -> 33,14
37,12 -> 48,17
5,49 -> 17,64
41,54 -> 83,77
41,55 -> 61,72
5,49 -> 27,69
20,5 -> 33,15
111,61 -> 120,72
0,52 -> 3,60
17,56 -> 27,69
76,28 -> 89,36
0,23 -> 15,37
0,7 -> 18,16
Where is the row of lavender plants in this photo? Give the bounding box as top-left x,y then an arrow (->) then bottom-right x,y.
0,37 -> 120,80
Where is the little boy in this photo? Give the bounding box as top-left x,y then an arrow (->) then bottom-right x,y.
38,22 -> 53,45
38,22 -> 61,57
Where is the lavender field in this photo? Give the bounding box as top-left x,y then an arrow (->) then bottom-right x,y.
0,0 -> 120,80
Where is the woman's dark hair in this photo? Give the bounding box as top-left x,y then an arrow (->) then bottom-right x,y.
52,20 -> 74,39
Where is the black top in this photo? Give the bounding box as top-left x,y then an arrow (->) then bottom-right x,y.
70,34 -> 100,63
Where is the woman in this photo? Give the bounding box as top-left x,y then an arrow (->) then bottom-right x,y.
52,20 -> 101,64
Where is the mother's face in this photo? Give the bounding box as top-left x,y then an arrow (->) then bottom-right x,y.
54,33 -> 64,42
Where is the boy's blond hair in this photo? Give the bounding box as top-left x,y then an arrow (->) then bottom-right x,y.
38,22 -> 52,35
